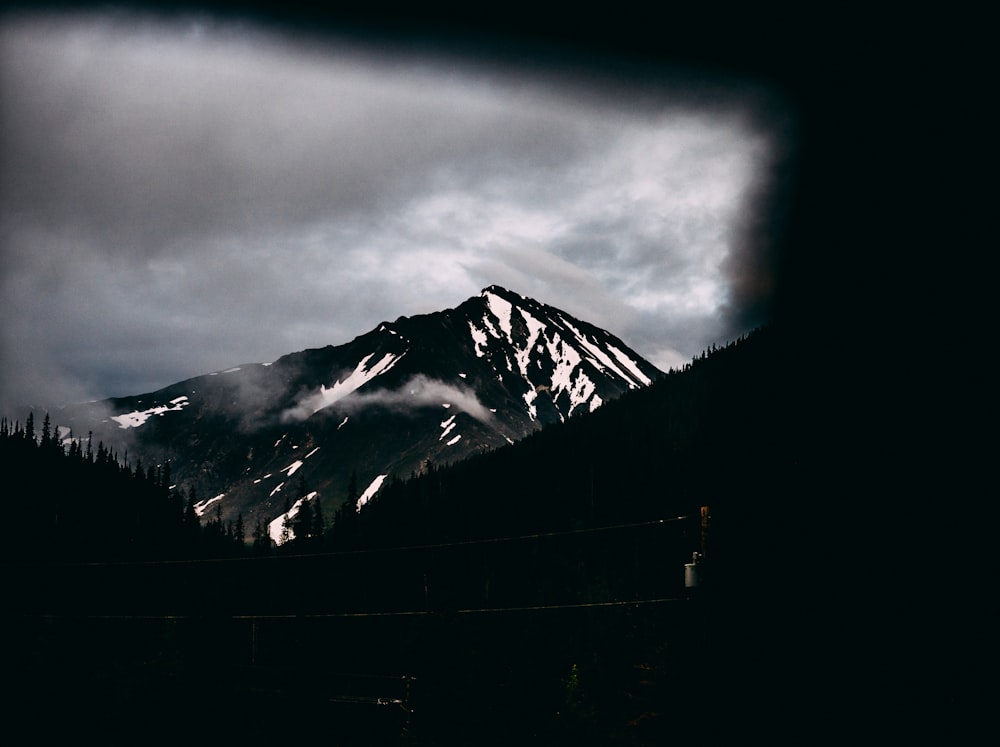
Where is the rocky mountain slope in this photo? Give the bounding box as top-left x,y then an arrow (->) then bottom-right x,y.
56,286 -> 663,541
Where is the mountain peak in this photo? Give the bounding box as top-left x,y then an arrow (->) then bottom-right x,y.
479,285 -> 525,303
481,284 -> 515,295
57,287 -> 664,535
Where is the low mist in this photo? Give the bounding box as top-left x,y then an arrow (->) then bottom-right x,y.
283,374 -> 493,423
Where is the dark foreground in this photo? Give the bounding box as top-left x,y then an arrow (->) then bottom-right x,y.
1,510 -> 806,744
3,590 -> 792,745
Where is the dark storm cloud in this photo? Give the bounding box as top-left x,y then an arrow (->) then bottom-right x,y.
1,13 -> 587,253
0,10 -> 793,413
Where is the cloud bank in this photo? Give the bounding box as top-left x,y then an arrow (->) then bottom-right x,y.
0,10 -> 794,413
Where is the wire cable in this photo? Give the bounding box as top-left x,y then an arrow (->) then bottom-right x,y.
9,515 -> 692,569
14,595 -> 693,622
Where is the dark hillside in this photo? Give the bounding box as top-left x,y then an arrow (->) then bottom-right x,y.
357,326 -> 796,585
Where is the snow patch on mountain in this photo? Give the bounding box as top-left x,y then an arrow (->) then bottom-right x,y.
607,344 -> 653,386
469,321 -> 489,357
523,388 -> 538,420
543,334 -> 597,416
560,318 -> 649,387
268,491 -> 318,544
512,309 -> 546,380
193,493 -> 224,517
282,351 -> 405,421
357,474 -> 387,511
440,415 -> 457,441
486,290 -> 515,339
111,395 -> 190,429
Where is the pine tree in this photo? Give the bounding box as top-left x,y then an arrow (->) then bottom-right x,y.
234,512 -> 245,547
184,488 -> 199,526
347,470 -> 359,510
312,498 -> 325,539
67,430 -> 80,461
290,472 -> 313,544
279,516 -> 291,546
40,413 -> 51,448
253,515 -> 270,555
334,470 -> 361,549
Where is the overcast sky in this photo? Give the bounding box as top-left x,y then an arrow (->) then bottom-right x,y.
0,8 -> 796,413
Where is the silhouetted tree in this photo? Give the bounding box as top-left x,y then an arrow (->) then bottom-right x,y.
332,469 -> 361,549
312,498 -> 325,538
234,511 -> 245,547
39,412 -> 51,449
252,515 -> 270,555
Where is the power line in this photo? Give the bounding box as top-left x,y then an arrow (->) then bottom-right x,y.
453,596 -> 690,615
14,515 -> 692,569
14,596 -> 693,622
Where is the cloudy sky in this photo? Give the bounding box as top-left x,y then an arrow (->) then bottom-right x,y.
0,8 -> 796,413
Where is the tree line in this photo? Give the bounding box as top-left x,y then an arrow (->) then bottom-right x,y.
0,413 -> 247,560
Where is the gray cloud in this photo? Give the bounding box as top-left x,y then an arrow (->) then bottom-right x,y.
283,374 -> 492,424
0,10 -> 793,413
0,12 -> 590,256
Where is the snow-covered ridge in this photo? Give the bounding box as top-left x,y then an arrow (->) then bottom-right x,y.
111,395 -> 190,429
469,289 -> 648,420
559,317 -> 651,387
486,290 -> 516,340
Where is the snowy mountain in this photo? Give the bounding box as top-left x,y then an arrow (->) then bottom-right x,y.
56,286 -> 663,542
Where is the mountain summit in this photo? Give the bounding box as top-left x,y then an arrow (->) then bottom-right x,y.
58,287 -> 663,539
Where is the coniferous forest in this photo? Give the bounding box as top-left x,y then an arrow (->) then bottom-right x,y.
2,326 -> 815,744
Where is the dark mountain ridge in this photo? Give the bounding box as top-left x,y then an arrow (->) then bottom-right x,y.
355,324 -> 788,561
